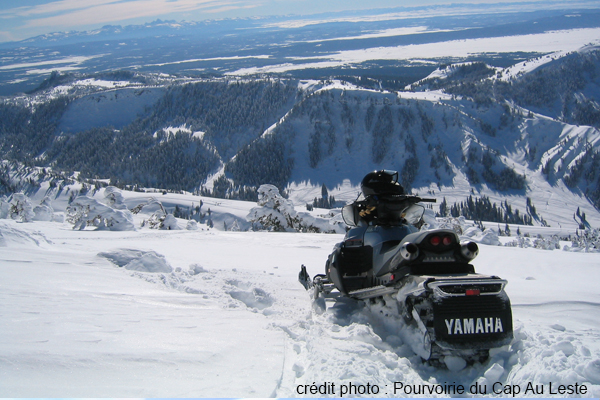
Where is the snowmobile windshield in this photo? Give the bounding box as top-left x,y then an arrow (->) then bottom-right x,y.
381,170 -> 399,183
402,204 -> 425,226
342,204 -> 359,226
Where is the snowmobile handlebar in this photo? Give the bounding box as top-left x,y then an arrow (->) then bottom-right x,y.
375,195 -> 437,204
343,195 -> 437,227
354,195 -> 437,209
416,197 -> 437,203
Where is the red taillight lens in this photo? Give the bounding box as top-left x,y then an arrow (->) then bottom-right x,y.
443,235 -> 453,246
466,289 -> 480,296
430,236 -> 441,246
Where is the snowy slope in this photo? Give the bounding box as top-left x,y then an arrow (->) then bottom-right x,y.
1,186 -> 600,397
231,78 -> 600,230
3,43 -> 600,232
59,87 -> 165,132
228,45 -> 600,232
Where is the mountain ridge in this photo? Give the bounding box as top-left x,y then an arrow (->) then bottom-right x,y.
1,44 -> 600,228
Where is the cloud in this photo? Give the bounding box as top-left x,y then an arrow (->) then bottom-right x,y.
0,31 -> 16,42
203,3 -> 258,14
0,0 -> 121,17
33,0 -> 124,17
15,0 -> 256,28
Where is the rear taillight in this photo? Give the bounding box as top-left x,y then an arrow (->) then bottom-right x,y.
429,234 -> 454,247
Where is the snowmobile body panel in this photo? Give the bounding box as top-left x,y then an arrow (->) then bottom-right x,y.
397,273 -> 513,356
326,224 -> 416,294
364,225 -> 417,276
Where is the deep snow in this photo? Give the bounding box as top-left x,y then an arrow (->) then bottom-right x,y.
1,188 -> 600,397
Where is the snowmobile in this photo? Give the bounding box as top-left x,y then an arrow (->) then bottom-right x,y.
299,170 -> 513,363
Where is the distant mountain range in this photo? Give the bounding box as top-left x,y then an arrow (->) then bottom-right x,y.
2,4 -> 600,228
2,3 -> 600,95
1,43 -> 600,229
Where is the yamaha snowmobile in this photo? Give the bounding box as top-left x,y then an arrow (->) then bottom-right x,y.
299,170 -> 513,363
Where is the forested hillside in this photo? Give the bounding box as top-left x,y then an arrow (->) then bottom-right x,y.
220,85 -> 530,202
1,79 -> 299,190
1,46 -> 600,221
221,48 -> 600,211
417,49 -> 600,128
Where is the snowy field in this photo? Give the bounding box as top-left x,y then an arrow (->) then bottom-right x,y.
228,28 -> 600,76
2,187 -> 600,398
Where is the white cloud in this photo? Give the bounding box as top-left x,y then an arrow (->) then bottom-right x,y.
261,0 -> 600,29
0,31 -> 16,41
11,0 -> 256,28
14,0 -> 124,17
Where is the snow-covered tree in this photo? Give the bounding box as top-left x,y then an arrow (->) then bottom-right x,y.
507,235 -> 560,250
246,184 -> 344,233
162,214 -> 181,230
66,196 -> 135,231
246,184 -> 301,232
144,211 -> 164,229
564,229 -> 600,252
142,201 -> 181,230
33,196 -> 55,221
461,225 -> 500,246
534,235 -> 560,250
104,186 -> 127,209
9,193 -> 35,222
0,196 -> 9,219
186,220 -> 199,230
435,215 -> 467,234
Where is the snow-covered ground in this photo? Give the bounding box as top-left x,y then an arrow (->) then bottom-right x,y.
1,187 -> 600,397
229,28 -> 600,76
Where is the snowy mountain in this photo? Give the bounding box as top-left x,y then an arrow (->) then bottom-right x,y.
2,44 -> 600,230
221,46 -> 600,228
2,3 -> 600,229
2,3 -> 600,95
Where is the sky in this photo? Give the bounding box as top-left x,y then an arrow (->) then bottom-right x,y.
1,0 -> 599,43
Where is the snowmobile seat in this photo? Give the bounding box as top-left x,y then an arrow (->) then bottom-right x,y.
374,199 -> 408,225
